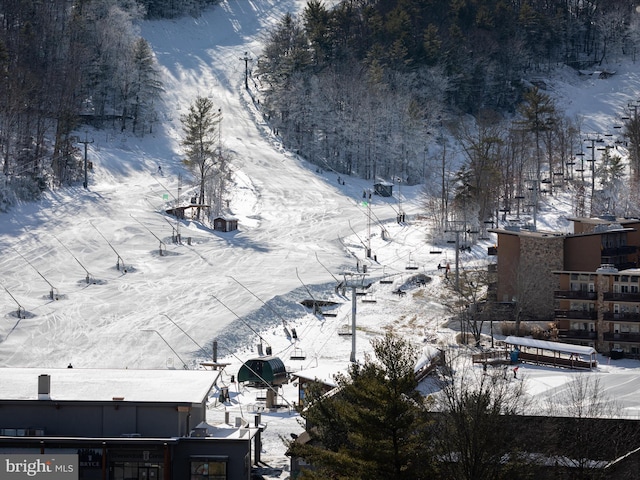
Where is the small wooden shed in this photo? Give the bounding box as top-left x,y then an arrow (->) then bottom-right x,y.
374,182 -> 393,197
237,356 -> 288,386
213,216 -> 238,232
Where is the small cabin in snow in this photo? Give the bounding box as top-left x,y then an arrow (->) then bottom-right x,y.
374,182 -> 393,197
214,216 -> 238,232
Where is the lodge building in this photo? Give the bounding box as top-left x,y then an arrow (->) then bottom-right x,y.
0,368 -> 258,480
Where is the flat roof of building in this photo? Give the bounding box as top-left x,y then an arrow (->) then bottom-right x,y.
567,216 -> 640,225
554,267 -> 640,275
505,336 -> 596,356
490,224 -> 634,239
0,368 -> 216,403
488,227 -> 565,238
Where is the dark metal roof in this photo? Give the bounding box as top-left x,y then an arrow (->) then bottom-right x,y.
237,356 -> 287,386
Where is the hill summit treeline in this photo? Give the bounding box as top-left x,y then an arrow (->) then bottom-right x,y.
257,0 -> 640,190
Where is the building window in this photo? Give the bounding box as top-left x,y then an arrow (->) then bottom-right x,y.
190,458 -> 227,480
112,462 -> 161,480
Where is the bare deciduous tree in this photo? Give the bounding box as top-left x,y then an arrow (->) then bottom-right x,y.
544,376 -> 640,480
432,353 -> 531,480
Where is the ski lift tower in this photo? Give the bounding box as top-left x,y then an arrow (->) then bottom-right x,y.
444,222 -> 466,291
364,188 -> 373,257
343,272 -> 368,362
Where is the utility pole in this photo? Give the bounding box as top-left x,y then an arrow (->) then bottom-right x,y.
79,132 -> 94,189
240,52 -> 252,90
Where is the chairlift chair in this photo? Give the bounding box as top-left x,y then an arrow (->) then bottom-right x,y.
290,347 -> 306,361
380,266 -> 394,284
338,324 -> 352,336
362,291 -> 377,303
404,252 -> 420,271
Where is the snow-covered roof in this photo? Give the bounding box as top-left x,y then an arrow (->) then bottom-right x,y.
0,368 -> 217,403
193,421 -> 257,440
504,337 -> 596,356
290,366 -> 344,387
415,345 -> 441,372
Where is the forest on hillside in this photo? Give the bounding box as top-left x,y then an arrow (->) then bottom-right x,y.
1,0 -> 640,234
0,0 -> 217,209
256,0 -> 640,235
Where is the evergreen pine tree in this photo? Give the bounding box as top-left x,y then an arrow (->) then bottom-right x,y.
131,38 -> 163,136
289,332 -> 436,479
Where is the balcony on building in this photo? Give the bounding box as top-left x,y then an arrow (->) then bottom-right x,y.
603,291 -> 640,302
603,311 -> 640,321
603,332 -> 640,343
557,329 -> 597,340
554,290 -> 597,300
554,310 -> 597,320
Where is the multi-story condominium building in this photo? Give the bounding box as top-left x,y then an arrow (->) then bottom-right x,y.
555,265 -> 640,356
491,216 -> 640,355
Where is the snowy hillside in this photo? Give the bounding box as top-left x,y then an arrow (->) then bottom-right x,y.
0,0 -> 399,369
2,1 -> 640,477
